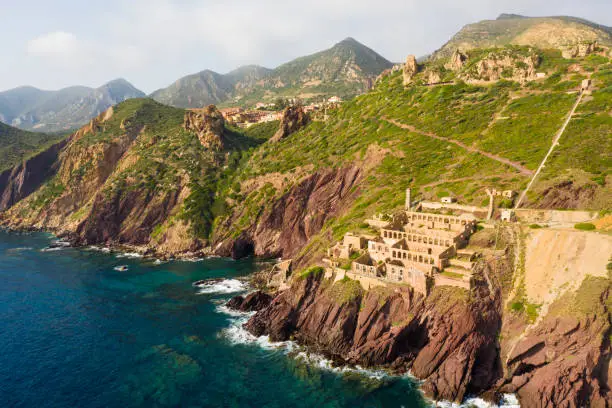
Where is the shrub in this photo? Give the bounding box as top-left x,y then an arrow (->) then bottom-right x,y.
574,222 -> 596,231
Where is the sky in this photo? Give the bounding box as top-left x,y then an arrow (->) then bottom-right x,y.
0,0 -> 610,94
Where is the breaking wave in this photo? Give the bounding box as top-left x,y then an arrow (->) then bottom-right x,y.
195,279 -> 247,295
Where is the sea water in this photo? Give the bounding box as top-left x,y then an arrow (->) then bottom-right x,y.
0,230 -> 429,408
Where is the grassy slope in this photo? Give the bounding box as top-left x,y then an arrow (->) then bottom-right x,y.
0,122 -> 67,172
212,47 -> 611,259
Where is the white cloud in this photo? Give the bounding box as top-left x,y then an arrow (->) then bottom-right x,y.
27,31 -> 79,56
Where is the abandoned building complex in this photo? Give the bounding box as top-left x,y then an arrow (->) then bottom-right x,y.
324,189 -> 479,294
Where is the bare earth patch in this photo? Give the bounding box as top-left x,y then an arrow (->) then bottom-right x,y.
524,228 -> 612,309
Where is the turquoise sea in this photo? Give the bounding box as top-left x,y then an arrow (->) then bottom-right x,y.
0,229 -> 429,408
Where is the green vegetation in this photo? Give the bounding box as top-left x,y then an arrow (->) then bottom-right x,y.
441,271 -> 465,279
574,222 -> 596,231
297,266 -> 325,280
326,276 -> 364,305
0,122 -> 67,172
548,276 -> 610,318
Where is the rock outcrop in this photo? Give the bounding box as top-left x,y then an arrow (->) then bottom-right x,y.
215,166 -> 362,265
226,291 -> 273,312
245,271 -> 502,403
403,55 -> 419,85
245,251 -> 611,406
445,49 -> 467,71
183,105 -> 225,150
561,41 -> 598,59
270,105 -> 310,143
0,138 -> 68,211
462,49 -> 540,83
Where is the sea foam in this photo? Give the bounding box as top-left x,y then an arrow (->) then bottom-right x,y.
195,279 -> 247,295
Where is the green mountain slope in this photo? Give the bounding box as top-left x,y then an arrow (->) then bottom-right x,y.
151,38 -> 393,108
210,46 -> 611,260
0,121 -> 67,172
0,79 -> 145,132
1,45 -> 609,259
433,14 -> 612,59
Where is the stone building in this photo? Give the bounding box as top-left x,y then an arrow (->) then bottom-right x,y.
328,189 -> 478,295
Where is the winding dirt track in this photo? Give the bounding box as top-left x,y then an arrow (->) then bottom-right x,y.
382,117 -> 534,176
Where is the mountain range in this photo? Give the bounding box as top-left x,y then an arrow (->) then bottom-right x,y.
150,37 -> 394,108
0,79 -> 145,133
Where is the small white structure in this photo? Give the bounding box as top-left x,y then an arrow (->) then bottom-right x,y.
536,72 -> 546,79
581,79 -> 591,91
441,197 -> 457,204
501,209 -> 515,222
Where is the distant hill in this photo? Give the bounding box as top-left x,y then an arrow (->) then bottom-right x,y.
151,37 -> 393,108
0,121 -> 66,171
433,14 -> 612,59
0,79 -> 145,132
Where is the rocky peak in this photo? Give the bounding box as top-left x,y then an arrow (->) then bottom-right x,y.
73,106 -> 114,140
183,105 -> 225,151
403,55 -> 419,85
445,49 -> 468,71
270,105 -> 310,143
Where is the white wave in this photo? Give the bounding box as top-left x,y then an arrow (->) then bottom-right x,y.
195,279 -> 247,295
41,246 -> 66,252
219,314 -> 296,351
293,351 -> 390,380
8,247 -> 33,252
436,393 -> 520,408
181,257 -> 204,263
115,252 -> 143,259
87,245 -> 111,253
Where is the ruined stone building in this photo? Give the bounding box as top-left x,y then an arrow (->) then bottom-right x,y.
325,189 -> 478,295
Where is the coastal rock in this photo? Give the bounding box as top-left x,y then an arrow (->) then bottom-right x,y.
226,291 -> 273,312
270,105 -> 310,143
245,271 -> 502,403
499,284 -> 611,407
403,55 -> 418,85
183,105 -> 225,150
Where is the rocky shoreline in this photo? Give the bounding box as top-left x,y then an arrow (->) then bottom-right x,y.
225,257 -> 611,407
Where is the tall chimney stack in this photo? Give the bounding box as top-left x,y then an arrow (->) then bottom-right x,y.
405,188 -> 412,210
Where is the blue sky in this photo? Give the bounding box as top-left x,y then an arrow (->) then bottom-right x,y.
1,0 -> 610,93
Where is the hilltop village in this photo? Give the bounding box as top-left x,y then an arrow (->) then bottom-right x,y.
211,96 -> 343,128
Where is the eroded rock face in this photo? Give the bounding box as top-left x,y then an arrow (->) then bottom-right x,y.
561,41 -> 598,59
403,55 -> 419,85
245,272 -> 502,403
445,49 -> 467,71
0,138 -> 68,211
215,166 -> 362,265
500,312 -> 611,407
270,105 -> 310,143
226,291 -> 273,312
183,105 -> 225,150
468,51 -> 539,83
